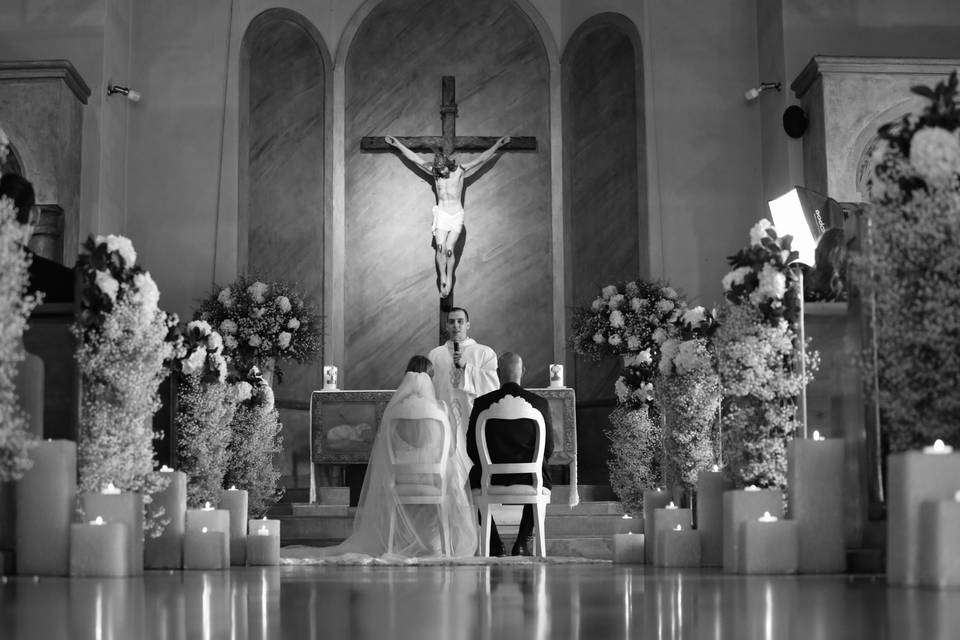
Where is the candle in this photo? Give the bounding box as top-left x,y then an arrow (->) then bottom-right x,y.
612,532 -> 645,564
186,505 -> 230,565
248,518 -> 280,538
887,449 -> 960,586
739,518 -> 799,574
323,365 -> 338,390
15,440 -> 76,575
722,488 -> 782,573
221,487 -> 249,566
696,468 -> 732,567
812,430 -> 824,441
145,468 -> 186,569
642,489 -> 671,564
183,527 -> 228,570
13,350 -> 43,437
246,532 -> 280,566
656,527 -> 701,568
652,505 -> 692,567
917,498 -> 960,587
101,482 -> 121,495
788,436 -> 845,573
548,364 -> 564,388
69,521 -> 129,577
81,490 -> 144,576
923,439 -> 954,454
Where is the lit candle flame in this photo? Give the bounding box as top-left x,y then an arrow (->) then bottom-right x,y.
758,511 -> 778,523
229,485 -> 237,491
924,439 -> 954,454
101,482 -> 120,495
673,524 -> 682,531
90,516 -> 106,526
160,465 -> 173,472
203,501 -> 213,510
745,485 -> 760,492
257,526 -> 270,536
622,514 -> 632,519
711,464 -> 720,472
202,526 -> 208,533
812,430 -> 823,441
666,501 -> 678,509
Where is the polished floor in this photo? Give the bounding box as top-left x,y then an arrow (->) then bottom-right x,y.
2,564 -> 958,639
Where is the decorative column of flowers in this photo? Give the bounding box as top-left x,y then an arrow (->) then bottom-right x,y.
73,235 -> 178,533
857,71 -> 960,453
224,366 -> 282,517
167,320 -> 236,508
716,221 -> 818,489
654,305 -> 721,497
194,275 -> 323,384
570,281 -> 681,514
0,163 -> 41,481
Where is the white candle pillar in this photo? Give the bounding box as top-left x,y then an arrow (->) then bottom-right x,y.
220,486 -> 248,566
69,518 -> 129,577
612,532 -> 644,564
722,487 -> 782,573
652,503 -> 692,567
145,468 -> 186,569
81,489 -> 144,576
917,494 -> 960,588
696,467 -> 731,567
246,526 -> 280,566
739,513 -> 799,574
15,439 -> 76,575
787,435 -> 845,573
641,489 -> 670,564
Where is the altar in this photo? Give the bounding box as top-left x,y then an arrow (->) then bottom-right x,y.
309,387 -> 578,504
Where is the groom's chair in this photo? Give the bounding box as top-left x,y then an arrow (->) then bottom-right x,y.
384,416 -> 452,555
473,395 -> 551,558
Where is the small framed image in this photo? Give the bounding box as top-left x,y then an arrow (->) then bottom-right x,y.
310,390 -> 393,463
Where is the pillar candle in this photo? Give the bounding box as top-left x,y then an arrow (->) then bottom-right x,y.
787,436 -> 845,573
15,439 -> 76,575
248,517 -> 280,538
652,505 -> 692,567
81,490 -> 144,576
722,488 -> 782,573
696,468 -> 732,567
220,487 -> 248,566
738,515 -> 798,574
144,468 -> 186,569
917,497 -> 960,588
656,527 -> 701,568
183,528 -> 228,570
612,533 -> 644,564
246,531 -> 280,566
887,447 -> 960,586
186,506 -> 230,565
69,520 -> 129,577
13,350 -> 44,437
641,489 -> 670,564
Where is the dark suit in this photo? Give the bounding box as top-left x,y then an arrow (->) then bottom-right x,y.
466,381 -> 554,547
25,248 -> 75,303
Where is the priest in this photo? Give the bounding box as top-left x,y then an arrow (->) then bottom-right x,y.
428,307 -> 498,460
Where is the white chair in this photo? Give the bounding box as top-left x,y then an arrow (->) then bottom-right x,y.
472,395 -> 551,557
384,416 -> 452,555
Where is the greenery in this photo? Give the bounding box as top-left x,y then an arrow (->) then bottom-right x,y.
857,71 -> 960,453
0,194 -> 41,481
605,405 -> 662,516
195,275 -> 323,383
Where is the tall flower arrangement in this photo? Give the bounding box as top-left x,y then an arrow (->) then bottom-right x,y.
857,71 -> 960,453
716,221 -> 818,489
0,191 -> 41,481
570,280 -> 681,513
654,306 -> 721,493
168,320 -> 237,508
195,275 -> 323,382
73,235 -> 176,532
225,366 -> 283,516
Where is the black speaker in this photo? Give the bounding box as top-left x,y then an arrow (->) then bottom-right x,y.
783,105 -> 808,138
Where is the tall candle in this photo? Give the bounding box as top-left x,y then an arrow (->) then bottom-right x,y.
186,506 -> 230,565
220,486 -> 249,566
13,351 -> 44,437
248,517 -> 280,538
739,517 -> 799,574
722,488 -> 782,573
651,506 -> 692,567
656,527 -> 701,567
612,532 -> 644,564
246,533 -> 280,566
696,468 -> 732,567
81,490 -> 144,576
887,448 -> 960,586
916,498 -> 960,587
183,527 -> 228,570
145,469 -> 186,569
787,436 -> 845,573
69,521 -> 129,577
642,489 -> 671,564
15,439 -> 76,575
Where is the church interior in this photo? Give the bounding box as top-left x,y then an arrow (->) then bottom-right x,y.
3,0 -> 960,638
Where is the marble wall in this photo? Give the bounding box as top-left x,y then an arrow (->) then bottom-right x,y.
344,0 -> 552,390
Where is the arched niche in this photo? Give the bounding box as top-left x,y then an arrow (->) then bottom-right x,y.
238,9 -> 330,487
343,0 -> 552,390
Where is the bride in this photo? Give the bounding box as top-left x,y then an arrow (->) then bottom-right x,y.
316,355 -> 477,559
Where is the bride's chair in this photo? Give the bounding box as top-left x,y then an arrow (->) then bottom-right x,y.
384,416 -> 453,555
472,395 -> 551,558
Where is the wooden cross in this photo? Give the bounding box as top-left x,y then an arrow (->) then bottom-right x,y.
360,76 -> 536,343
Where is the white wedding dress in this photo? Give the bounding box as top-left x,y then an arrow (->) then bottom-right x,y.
314,371 -> 478,559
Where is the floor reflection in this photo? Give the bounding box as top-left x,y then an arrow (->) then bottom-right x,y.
3,565 -> 960,639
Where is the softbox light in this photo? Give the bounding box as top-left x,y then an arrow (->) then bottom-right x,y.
767,186 -> 841,266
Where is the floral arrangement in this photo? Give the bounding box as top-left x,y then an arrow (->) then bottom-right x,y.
73,234 -> 176,533
857,71 -> 960,453
605,405 -> 662,516
194,275 -> 323,382
168,320 -> 236,507
654,306 -> 721,493
225,366 -> 283,516
716,223 -> 818,489
0,193 -> 41,481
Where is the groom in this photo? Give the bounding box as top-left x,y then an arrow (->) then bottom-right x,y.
466,352 -> 553,556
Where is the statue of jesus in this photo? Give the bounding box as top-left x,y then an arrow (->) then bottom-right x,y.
384,135 -> 510,303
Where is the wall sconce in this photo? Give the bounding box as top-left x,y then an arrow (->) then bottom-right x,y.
106,84 -> 141,102
744,81 -> 781,102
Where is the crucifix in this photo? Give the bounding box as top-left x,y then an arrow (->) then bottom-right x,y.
360,76 -> 536,343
